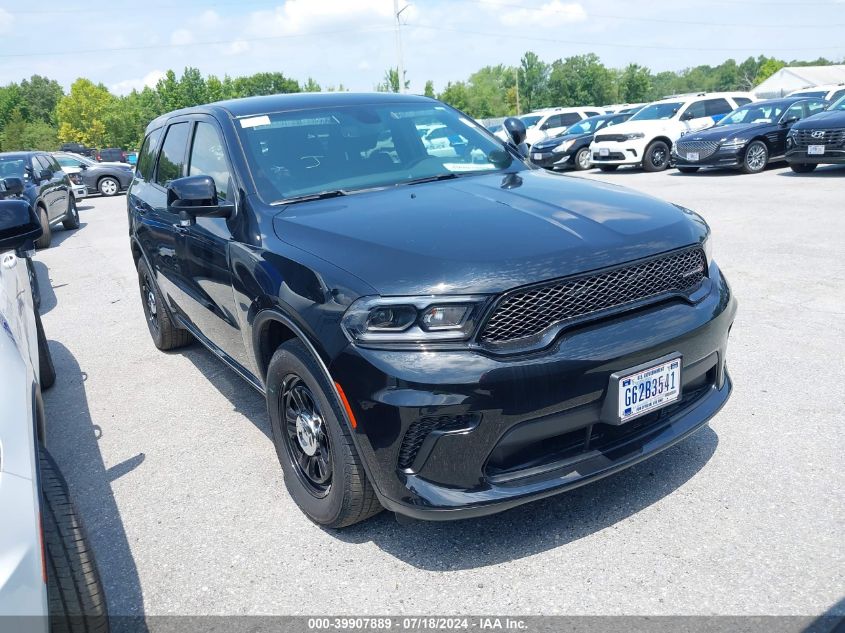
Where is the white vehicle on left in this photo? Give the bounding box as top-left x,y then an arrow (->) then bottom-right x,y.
494,107 -> 605,146
0,179 -> 108,632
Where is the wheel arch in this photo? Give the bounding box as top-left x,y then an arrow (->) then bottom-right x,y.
650,136 -> 674,150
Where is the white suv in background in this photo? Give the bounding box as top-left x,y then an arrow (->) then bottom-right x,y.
589,92 -> 756,171
787,83 -> 845,103
495,106 -> 605,146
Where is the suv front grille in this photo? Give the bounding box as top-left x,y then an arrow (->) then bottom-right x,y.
793,129 -> 845,147
479,247 -> 707,346
594,133 -> 627,143
675,140 -> 719,159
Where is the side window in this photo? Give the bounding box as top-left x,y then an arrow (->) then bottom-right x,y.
585,110 -> 602,117
705,99 -> 732,117
783,103 -> 805,122
734,97 -> 752,106
541,115 -> 562,130
137,127 -> 163,182
188,122 -> 232,202
682,101 -> 707,120
36,155 -> 53,172
45,155 -> 62,172
829,89 -> 845,103
560,113 -> 583,126
807,100 -> 828,115
155,123 -> 190,187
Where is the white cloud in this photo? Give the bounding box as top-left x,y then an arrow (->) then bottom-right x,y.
170,28 -> 194,46
110,70 -> 166,96
499,1 -> 587,28
247,0 -> 415,37
224,40 -> 250,56
0,8 -> 13,33
199,10 -> 222,29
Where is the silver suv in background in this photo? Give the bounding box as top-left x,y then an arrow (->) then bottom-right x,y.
0,190 -> 108,632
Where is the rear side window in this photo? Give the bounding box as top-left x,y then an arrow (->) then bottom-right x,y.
705,99 -> 732,117
830,89 -> 845,103
560,113 -> 583,126
155,123 -> 190,187
137,127 -> 163,182
188,122 -> 232,202
807,100 -> 828,115
734,97 -> 752,106
683,101 -> 707,119
541,114 -> 563,130
585,110 -> 602,117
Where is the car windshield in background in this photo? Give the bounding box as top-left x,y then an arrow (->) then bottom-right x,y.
0,158 -> 26,179
717,103 -> 785,126
829,95 -> 845,110
630,102 -> 684,121
566,117 -> 603,134
794,91 -> 827,98
236,103 -> 516,204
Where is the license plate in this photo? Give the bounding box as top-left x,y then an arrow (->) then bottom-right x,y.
618,358 -> 681,422
599,148 -> 609,157
686,152 -> 700,161
808,145 -> 825,155
532,153 -> 544,161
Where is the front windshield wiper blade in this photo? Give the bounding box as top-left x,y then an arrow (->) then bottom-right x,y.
271,190 -> 349,206
402,173 -> 461,186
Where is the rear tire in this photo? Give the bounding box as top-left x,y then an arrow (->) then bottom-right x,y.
598,164 -> 619,172
643,140 -> 670,172
35,206 -> 52,249
573,147 -> 592,171
267,339 -> 382,528
790,163 -> 817,173
136,258 -> 192,350
677,166 -> 700,173
36,309 -> 56,390
62,196 -> 80,230
40,447 -> 110,633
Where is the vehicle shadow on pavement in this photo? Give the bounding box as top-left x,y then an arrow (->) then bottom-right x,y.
48,221 -> 89,249
334,427 -> 719,570
43,341 -> 149,633
777,165 -> 845,177
32,260 -> 57,315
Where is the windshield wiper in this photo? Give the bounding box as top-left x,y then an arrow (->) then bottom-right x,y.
402,173 -> 460,186
271,190 -> 349,206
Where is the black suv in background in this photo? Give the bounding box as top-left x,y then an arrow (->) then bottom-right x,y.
0,151 -> 79,248
786,95 -> 845,172
59,142 -> 96,158
128,93 -> 735,527
674,97 -> 828,174
530,111 -> 636,171
54,151 -> 134,196
97,147 -> 128,163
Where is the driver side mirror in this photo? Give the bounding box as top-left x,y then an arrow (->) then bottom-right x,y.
3,177 -> 24,196
0,199 -> 42,253
502,117 -> 529,157
38,169 -> 52,181
781,116 -> 799,126
167,175 -> 233,222
680,111 -> 695,121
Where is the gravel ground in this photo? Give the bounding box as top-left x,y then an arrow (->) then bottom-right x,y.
36,163 -> 844,619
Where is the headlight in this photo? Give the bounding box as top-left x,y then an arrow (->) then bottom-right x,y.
721,138 -> 747,149
553,139 -> 575,152
341,295 -> 488,346
624,132 -> 645,140
68,173 -> 82,184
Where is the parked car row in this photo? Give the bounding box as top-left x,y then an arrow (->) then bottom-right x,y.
525,91 -> 845,175
58,143 -> 131,163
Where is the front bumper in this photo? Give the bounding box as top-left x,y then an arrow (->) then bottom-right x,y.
71,184 -> 88,199
673,146 -> 745,169
330,263 -> 737,520
786,147 -> 845,165
530,149 -> 571,169
590,138 -> 649,165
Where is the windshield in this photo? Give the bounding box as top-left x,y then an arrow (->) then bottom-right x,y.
0,157 -> 27,179
717,103 -> 785,126
56,153 -> 94,167
519,115 -> 543,128
793,90 -> 827,98
629,102 -> 684,121
236,102 -> 518,204
829,95 -> 845,111
565,117 -> 605,135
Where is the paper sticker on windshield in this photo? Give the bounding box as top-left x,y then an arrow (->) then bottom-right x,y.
239,115 -> 271,129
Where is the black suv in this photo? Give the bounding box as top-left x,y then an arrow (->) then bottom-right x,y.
97,147 -> 127,163
0,151 -> 79,249
786,95 -> 845,172
674,97 -> 828,174
128,93 -> 736,527
59,142 -> 96,158
530,112 -> 635,171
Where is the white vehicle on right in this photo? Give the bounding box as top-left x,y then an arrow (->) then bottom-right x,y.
787,83 -> 845,103
589,92 -> 756,172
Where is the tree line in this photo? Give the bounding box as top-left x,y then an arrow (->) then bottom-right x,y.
0,53 -> 840,152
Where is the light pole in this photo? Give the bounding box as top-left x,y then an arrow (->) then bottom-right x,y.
393,0 -> 409,93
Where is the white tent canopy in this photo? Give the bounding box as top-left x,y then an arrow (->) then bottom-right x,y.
753,65 -> 845,98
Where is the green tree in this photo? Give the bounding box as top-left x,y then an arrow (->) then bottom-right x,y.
19,75 -> 64,124
377,68 -> 409,93
303,77 -> 322,93
0,108 -> 28,150
438,81 -> 471,112
423,80 -> 435,98
547,53 -> 616,107
230,72 -> 300,97
56,78 -> 116,147
519,51 -> 549,111
618,64 -> 652,102
755,58 -> 786,84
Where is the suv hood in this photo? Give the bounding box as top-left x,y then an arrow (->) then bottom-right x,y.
791,110 -> 845,130
272,170 -> 707,296
684,122 -> 773,142
595,119 -> 682,138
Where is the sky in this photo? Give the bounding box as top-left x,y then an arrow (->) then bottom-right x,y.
0,0 -> 844,95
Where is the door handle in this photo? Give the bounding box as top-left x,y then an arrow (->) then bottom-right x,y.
172,223 -> 189,234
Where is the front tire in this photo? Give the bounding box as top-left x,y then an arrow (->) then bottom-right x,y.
267,339 -> 382,528
98,176 -> 119,197
40,447 -> 109,633
573,147 -> 592,171
62,196 -> 80,230
136,258 -> 192,350
35,206 -> 52,249
790,163 -> 817,173
740,140 -> 768,174
643,140 -> 670,172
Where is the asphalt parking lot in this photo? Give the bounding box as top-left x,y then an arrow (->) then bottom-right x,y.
35,163 -> 844,619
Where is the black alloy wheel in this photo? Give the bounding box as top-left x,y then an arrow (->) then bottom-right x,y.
643,141 -> 670,172
281,374 -> 333,496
